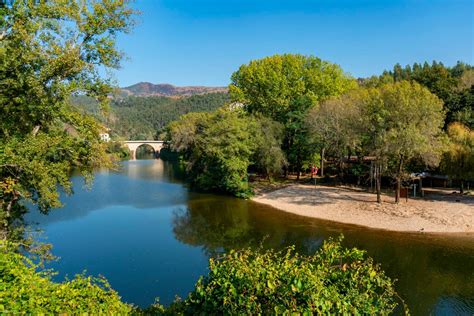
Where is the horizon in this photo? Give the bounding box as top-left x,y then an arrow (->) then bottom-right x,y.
114,0 -> 473,87
121,59 -> 472,88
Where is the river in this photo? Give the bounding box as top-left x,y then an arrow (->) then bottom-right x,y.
26,159 -> 474,315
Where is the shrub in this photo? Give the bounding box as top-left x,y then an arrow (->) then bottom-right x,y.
106,141 -> 131,160
171,237 -> 406,315
0,243 -> 132,314
0,238 -> 407,315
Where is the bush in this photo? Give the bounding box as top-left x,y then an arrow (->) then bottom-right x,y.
0,238 -> 407,315
170,237 -> 406,315
0,243 -> 132,314
106,141 -> 131,160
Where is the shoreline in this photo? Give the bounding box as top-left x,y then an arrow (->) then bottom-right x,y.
251,184 -> 474,235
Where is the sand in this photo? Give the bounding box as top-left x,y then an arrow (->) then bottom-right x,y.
252,185 -> 474,234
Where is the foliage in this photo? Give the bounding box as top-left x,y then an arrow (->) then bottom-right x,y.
363,61 -> 474,128
105,141 -> 131,160
360,81 -> 445,202
1,238 -> 406,315
165,109 -> 286,197
440,122 -> 474,192
229,54 -> 356,177
0,242 -> 133,314
166,110 -> 255,197
168,237 -> 404,315
73,92 -> 229,140
0,0 -> 135,238
229,54 -> 356,119
306,89 -> 365,176
307,81 -> 445,201
252,116 -> 287,180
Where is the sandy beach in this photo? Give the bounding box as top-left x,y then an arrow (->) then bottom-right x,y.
252,185 -> 474,234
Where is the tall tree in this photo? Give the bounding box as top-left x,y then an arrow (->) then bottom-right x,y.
380,61 -> 474,127
229,54 -> 356,179
440,122 -> 474,193
252,115 -> 287,181
0,0 -> 135,239
165,108 -> 286,196
306,90 -> 365,178
361,81 -> 445,203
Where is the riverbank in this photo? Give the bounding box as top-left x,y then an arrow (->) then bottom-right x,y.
252,184 -> 474,234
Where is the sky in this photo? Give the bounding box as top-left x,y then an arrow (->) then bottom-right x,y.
114,0 -> 474,87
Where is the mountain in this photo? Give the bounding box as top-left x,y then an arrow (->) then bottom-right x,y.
120,82 -> 228,97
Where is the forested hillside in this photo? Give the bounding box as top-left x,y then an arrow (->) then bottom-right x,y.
120,82 -> 227,97
73,92 -> 229,140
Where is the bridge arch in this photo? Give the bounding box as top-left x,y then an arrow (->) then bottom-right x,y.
123,141 -> 165,160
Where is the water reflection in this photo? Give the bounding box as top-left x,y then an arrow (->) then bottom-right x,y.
174,199 -> 474,315
27,161 -> 187,226
26,160 -> 474,315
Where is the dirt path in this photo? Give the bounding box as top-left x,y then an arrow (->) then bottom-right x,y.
252,185 -> 474,234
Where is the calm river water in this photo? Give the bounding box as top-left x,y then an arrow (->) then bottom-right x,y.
26,159 -> 474,315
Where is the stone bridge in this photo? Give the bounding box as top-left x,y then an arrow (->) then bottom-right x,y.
123,141 -> 165,160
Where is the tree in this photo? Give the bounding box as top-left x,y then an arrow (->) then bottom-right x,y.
0,0 -> 135,239
306,90 -> 365,178
229,54 -> 356,178
361,81 -> 445,203
440,122 -> 474,193
252,116 -> 287,181
165,108 -> 286,196
379,61 -> 474,127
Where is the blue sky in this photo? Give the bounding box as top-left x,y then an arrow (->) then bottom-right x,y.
114,0 -> 473,87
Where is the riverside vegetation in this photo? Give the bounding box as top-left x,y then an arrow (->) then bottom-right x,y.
1,237 -> 404,314
0,0 -> 472,314
165,55 -> 473,203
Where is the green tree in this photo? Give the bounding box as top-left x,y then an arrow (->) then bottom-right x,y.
166,109 -> 257,197
165,108 -> 286,196
440,122 -> 474,193
252,115 -> 287,180
361,82 -> 445,203
0,0 -> 135,239
229,54 -> 356,178
379,61 -> 473,127
306,90 -> 365,178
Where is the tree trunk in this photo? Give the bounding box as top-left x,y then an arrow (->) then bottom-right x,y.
395,177 -> 401,203
296,151 -> 302,181
460,180 -> 464,194
375,163 -> 381,203
395,155 -> 404,203
336,158 -> 343,184
320,147 -> 325,177
419,177 -> 424,197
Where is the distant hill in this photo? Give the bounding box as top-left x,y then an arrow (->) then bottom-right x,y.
120,82 -> 228,97
72,92 -> 229,140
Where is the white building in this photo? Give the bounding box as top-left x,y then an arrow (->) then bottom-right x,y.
99,133 -> 111,142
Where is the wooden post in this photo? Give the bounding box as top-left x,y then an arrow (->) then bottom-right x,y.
419,177 -> 423,197
320,148 -> 325,177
